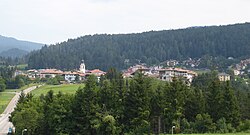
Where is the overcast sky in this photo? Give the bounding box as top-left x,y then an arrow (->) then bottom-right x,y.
0,0 -> 250,44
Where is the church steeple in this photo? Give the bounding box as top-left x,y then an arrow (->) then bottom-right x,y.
79,60 -> 85,73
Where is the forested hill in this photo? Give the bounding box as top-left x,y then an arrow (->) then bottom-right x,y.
0,35 -> 43,53
28,23 -> 250,70
0,48 -> 28,58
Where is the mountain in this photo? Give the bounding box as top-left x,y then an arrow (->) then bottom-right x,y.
27,23 -> 250,70
0,35 -> 44,54
0,48 -> 28,58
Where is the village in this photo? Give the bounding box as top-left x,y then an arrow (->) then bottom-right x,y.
14,60 -> 106,83
13,59 -> 234,85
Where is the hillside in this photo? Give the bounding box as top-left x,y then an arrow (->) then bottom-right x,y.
0,35 -> 44,54
0,48 -> 28,58
28,23 -> 250,70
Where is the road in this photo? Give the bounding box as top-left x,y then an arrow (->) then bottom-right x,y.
0,86 -> 40,135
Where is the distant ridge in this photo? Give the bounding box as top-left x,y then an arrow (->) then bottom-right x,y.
0,35 -> 44,53
0,48 -> 28,58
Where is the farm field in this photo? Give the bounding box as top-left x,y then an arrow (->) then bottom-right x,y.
0,93 -> 15,113
31,84 -> 84,97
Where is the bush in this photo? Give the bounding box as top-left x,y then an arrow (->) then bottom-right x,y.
0,78 -> 6,92
216,117 -> 228,133
237,120 -> 250,132
194,113 -> 216,133
46,78 -> 60,85
180,118 -> 194,133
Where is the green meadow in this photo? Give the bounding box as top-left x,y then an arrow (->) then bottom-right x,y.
16,64 -> 28,70
0,92 -> 15,113
0,84 -> 38,114
0,84 -> 82,113
31,84 -> 84,97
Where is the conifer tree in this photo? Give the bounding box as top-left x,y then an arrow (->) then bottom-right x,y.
163,78 -> 187,132
222,81 -> 240,127
206,80 -> 224,122
124,73 -> 151,133
71,75 -> 100,134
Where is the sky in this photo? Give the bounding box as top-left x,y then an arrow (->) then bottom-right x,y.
0,0 -> 250,44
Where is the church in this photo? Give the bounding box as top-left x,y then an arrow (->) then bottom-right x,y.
63,60 -> 106,82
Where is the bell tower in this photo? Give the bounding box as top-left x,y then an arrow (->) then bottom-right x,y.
79,60 -> 86,73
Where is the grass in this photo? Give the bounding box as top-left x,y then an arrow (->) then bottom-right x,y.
31,84 -> 84,97
0,84 -> 39,114
16,64 -> 28,70
0,84 -> 83,113
0,93 -> 15,114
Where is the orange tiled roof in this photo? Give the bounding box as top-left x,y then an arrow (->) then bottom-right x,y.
89,69 -> 105,74
159,68 -> 197,76
40,69 -> 63,74
63,71 -> 79,75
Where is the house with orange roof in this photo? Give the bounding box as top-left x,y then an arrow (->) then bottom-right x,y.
122,64 -> 152,78
39,69 -> 63,78
87,69 -> 106,76
83,69 -> 106,82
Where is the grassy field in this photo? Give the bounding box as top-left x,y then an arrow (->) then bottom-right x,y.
31,84 -> 84,97
0,84 -> 39,114
16,64 -> 28,70
0,93 -> 15,113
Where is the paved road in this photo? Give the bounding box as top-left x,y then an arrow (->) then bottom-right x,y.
0,86 -> 40,135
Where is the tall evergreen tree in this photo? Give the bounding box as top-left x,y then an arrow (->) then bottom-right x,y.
184,88 -> 205,122
206,80 -> 224,122
124,73 -> 151,133
222,81 -> 240,127
71,75 -> 100,134
163,78 -> 187,132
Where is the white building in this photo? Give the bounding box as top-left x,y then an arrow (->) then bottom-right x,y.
159,68 -> 197,84
233,70 -> 240,76
27,69 -> 39,79
79,60 -> 86,74
218,73 -> 230,82
63,72 -> 78,82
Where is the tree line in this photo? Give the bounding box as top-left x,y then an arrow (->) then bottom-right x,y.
27,23 -> 250,70
10,69 -> 250,134
0,66 -> 31,92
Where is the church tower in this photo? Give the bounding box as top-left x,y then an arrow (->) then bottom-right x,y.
79,60 -> 86,73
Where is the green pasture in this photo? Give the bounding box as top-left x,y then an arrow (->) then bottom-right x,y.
16,64 -> 28,70
1,84 -> 38,114
31,84 -> 84,97
0,92 -> 15,113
